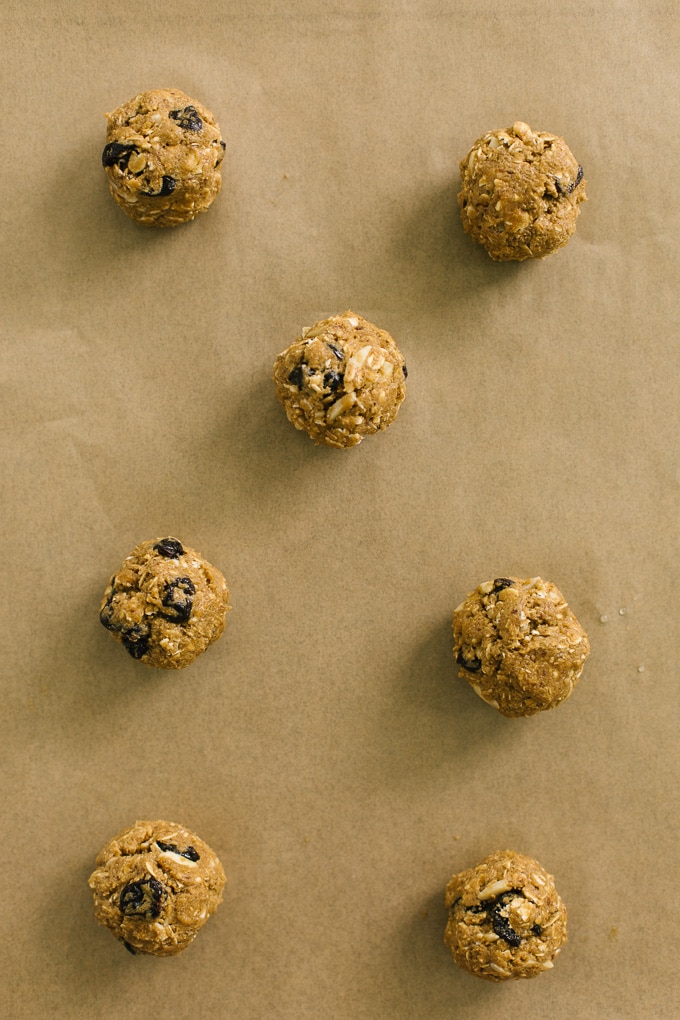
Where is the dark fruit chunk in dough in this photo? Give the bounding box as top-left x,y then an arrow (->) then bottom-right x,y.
157,841 -> 201,861
120,624 -> 151,660
120,877 -> 165,918
161,577 -> 196,623
141,175 -> 176,197
101,142 -> 138,170
154,538 -> 185,558
169,105 -> 203,131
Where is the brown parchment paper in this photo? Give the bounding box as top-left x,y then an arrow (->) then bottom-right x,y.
1,1 -> 678,1017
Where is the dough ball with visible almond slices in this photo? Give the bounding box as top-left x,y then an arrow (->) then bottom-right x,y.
273,311 -> 407,448
89,819 -> 226,956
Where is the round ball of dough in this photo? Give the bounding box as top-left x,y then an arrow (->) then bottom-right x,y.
458,121 -> 586,260
452,576 -> 589,717
100,537 -> 230,669
102,88 -> 225,227
89,819 -> 226,956
273,311 -> 407,448
444,849 -> 567,981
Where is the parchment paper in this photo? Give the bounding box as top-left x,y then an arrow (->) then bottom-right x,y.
2,1 -> 678,1017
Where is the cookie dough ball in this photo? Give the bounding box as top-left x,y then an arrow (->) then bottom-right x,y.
102,88 -> 225,227
444,850 -> 567,981
453,576 -> 589,717
89,820 -> 226,956
100,537 -> 230,669
458,121 -> 586,260
273,311 -> 407,448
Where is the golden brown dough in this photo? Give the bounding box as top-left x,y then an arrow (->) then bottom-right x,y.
444,850 -> 567,981
273,311 -> 407,448
458,121 -> 586,260
99,537 -> 230,669
89,819 -> 226,956
453,576 -> 589,717
102,88 -> 225,226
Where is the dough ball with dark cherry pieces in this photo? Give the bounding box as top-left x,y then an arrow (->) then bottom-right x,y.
458,121 -> 586,260
102,88 -> 225,226
99,537 -> 230,669
452,575 -> 589,717
444,849 -> 567,981
89,819 -> 226,956
273,310 -> 407,448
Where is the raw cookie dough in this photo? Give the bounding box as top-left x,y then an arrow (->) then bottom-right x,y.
102,88 -> 225,227
458,121 -> 586,260
273,311 -> 407,448
444,849 -> 567,981
100,537 -> 230,669
89,819 -> 226,956
453,576 -> 589,717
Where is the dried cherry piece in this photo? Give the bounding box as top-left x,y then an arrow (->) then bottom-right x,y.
492,578 -> 515,592
323,370 -> 343,392
161,577 -> 196,623
169,105 -> 203,131
99,596 -> 119,632
102,142 -> 138,170
491,906 -> 522,946
456,650 -> 482,672
154,539 -> 184,558
555,165 -> 584,196
157,840 -> 200,861
141,175 -> 176,197
487,889 -> 526,946
120,876 -> 165,919
121,623 -> 151,660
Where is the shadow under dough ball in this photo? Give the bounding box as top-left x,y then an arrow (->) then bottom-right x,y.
89,820 -> 226,956
102,88 -> 225,226
99,537 -> 230,669
444,849 -> 567,981
452,576 -> 590,717
458,121 -> 586,260
273,310 -> 407,448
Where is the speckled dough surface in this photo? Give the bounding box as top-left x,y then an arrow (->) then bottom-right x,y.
100,537 -> 230,669
458,121 -> 586,260
102,88 -> 225,226
444,850 -> 567,981
453,576 -> 589,717
273,311 -> 407,448
89,820 -> 226,956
